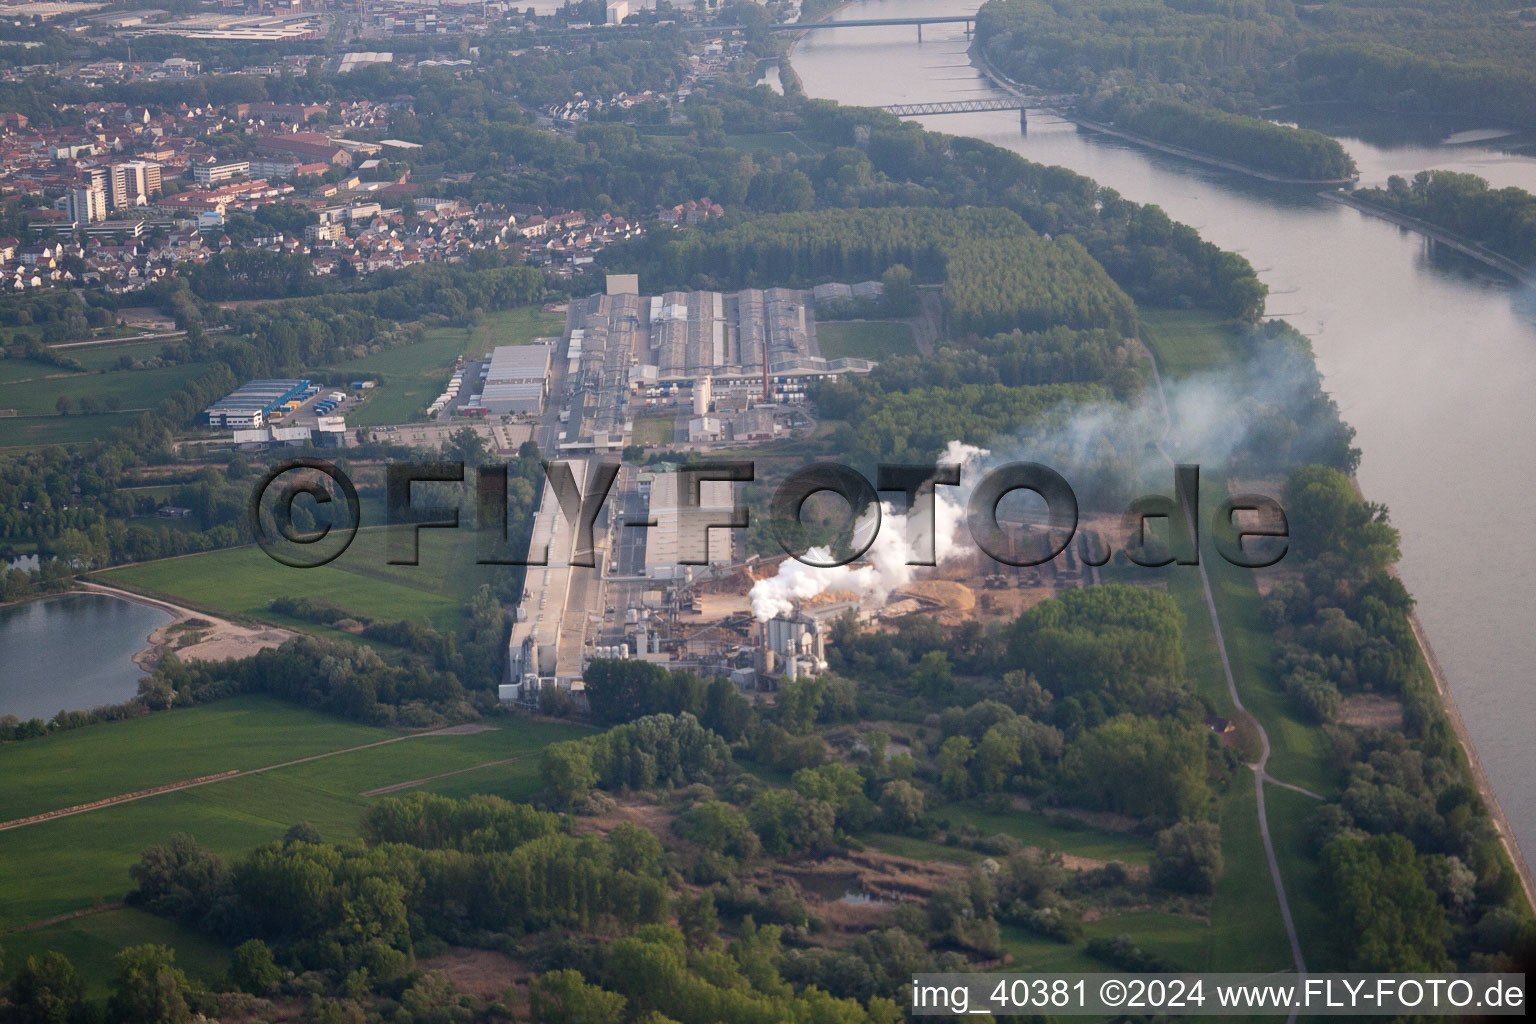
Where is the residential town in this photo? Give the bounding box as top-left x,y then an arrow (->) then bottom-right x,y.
0,81 -> 729,293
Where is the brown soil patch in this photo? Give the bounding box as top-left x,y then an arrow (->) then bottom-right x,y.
896,579 -> 976,614
427,723 -> 500,736
1338,694 -> 1404,730
76,581 -> 294,669
577,798 -> 678,841
166,622 -> 295,664
1010,795 -> 1141,835
419,948 -> 526,1000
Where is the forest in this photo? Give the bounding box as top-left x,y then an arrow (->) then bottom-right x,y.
1097,98 -> 1356,181
1353,171 -> 1536,268
635,207 -> 1138,336
977,0 -> 1536,127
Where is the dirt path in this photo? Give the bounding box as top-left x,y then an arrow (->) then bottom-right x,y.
360,753 -> 533,797
0,902 -> 126,937
0,725 -> 499,834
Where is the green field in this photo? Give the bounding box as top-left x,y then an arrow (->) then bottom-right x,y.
815,320 -> 917,361
632,417 -> 675,446
1139,307 -> 1242,377
322,306 -> 564,427
0,363 -> 208,417
96,526 -> 502,637
0,697 -> 392,824
1,909 -> 232,999
723,131 -> 819,156
936,799 -> 1155,866
0,354 -> 61,384
0,412 -> 144,449
0,696 -> 589,931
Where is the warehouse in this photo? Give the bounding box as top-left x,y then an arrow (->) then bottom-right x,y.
202,379 -> 310,429
475,343 -> 552,416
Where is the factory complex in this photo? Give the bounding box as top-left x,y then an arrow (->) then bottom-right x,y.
498,278 -> 1100,710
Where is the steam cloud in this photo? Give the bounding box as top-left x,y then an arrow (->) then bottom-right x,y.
749,441 -> 987,621
747,327 -> 1337,622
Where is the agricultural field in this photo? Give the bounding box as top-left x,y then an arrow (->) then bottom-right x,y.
66,339 -> 178,372
0,695 -> 589,935
0,353 -> 213,448
0,362 -> 208,418
0,411 -> 142,449
323,306 -> 564,427
815,320 -> 917,361
96,526 -> 500,636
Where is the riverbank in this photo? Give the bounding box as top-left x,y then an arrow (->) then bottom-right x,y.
1336,474 -> 1536,912
972,49 -> 1358,187
1407,603 -> 1536,910
75,580 -> 294,670
1319,191 -> 1534,283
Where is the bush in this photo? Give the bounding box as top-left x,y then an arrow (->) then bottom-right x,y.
1151,820 -> 1223,895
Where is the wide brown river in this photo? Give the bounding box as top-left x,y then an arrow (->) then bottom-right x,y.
794,0 -> 1536,870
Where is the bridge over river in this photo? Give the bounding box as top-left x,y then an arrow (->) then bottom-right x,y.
880,97 -> 1031,129
769,15 -> 975,40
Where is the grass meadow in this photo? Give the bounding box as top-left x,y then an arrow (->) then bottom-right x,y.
1,696 -> 589,943
97,526 -> 506,637
815,320 -> 917,361
1136,306 -> 1339,971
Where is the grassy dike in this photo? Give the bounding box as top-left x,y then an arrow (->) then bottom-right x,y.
1137,308 -> 1340,971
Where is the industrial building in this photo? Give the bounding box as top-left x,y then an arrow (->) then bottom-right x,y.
472,343 -> 552,416
202,379 -> 310,429
642,471 -> 736,580
506,459 -> 602,699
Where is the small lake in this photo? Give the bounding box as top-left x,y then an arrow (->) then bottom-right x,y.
0,593 -> 171,721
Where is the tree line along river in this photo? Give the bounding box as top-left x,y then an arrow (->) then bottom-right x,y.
792,0 -> 1536,877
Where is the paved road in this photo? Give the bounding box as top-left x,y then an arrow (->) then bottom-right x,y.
1137,336 -> 1309,996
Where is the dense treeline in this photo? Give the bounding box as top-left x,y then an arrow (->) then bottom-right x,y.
633,207 -> 1138,336
817,380 -> 1099,464
978,0 -> 1536,127
582,660 -> 753,739
142,634 -> 477,726
1101,98 -> 1356,181
541,713 -> 734,807
1354,171 -> 1536,268
124,799 -> 672,978
496,87 -> 1267,319
1268,464 -> 1536,969
1296,42 -> 1536,129
809,315 -> 1357,482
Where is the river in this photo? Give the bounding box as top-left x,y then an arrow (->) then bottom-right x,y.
792,0 -> 1536,871
0,593 -> 170,721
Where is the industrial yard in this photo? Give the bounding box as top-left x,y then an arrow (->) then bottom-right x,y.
497,276 -> 1099,710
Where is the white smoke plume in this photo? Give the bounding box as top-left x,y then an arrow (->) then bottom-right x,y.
749,442 -> 987,622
